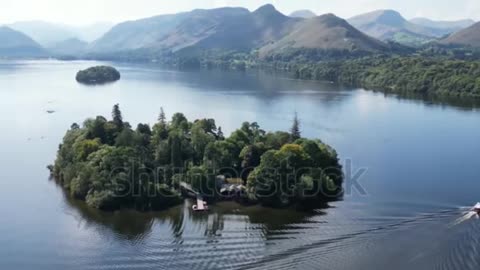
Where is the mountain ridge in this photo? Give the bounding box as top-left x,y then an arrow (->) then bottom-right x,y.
440,22 -> 480,47
88,5 -> 390,59
259,13 -> 391,58
8,21 -> 113,46
88,5 -> 301,55
347,10 -> 449,45
0,26 -> 46,57
410,17 -> 475,32
289,10 -> 317,19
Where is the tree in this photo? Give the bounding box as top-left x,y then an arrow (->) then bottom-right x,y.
191,122 -> 216,164
194,118 -> 217,135
84,116 -> 109,144
136,123 -> 153,150
239,143 -> 265,182
204,140 -> 237,171
217,126 -> 224,140
168,131 -> 183,167
248,144 -> 313,207
151,112 -> 169,146
73,138 -> 101,161
290,112 -> 301,141
115,128 -> 136,147
264,131 -> 291,149
112,104 -> 124,130
171,112 -> 189,132
158,107 -> 166,124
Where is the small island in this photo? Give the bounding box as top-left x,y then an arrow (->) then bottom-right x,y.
50,105 -> 343,211
75,65 -> 121,85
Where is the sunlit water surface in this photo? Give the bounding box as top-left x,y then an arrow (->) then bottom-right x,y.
1,60 -> 480,270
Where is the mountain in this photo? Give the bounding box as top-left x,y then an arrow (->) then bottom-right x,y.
348,10 -> 443,45
259,13 -> 390,57
72,22 -> 114,42
8,21 -> 76,46
410,18 -> 475,33
87,11 -> 203,53
289,10 -> 316,19
178,4 -> 298,52
8,21 -> 113,46
440,22 -> 480,47
88,5 -> 299,55
47,38 -> 88,56
0,26 -> 46,57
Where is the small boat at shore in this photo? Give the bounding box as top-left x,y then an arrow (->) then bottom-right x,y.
192,197 -> 208,212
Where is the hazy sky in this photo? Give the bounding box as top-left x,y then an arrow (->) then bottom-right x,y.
1,0 -> 478,25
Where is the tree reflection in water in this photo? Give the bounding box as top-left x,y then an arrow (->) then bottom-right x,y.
62,191 -> 327,244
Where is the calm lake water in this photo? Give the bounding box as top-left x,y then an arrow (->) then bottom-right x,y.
1,60 -> 480,270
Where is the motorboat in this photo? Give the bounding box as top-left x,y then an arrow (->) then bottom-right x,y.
472,202 -> 480,214
193,198 -> 209,212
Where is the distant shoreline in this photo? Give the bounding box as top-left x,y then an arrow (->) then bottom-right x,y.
4,56 -> 480,106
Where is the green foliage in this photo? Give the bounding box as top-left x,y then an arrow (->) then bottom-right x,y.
288,56 -> 480,98
73,138 -> 101,161
247,141 -> 342,208
52,104 -> 342,210
131,44 -> 480,98
75,65 -> 120,84
203,140 -> 238,172
52,105 -> 181,211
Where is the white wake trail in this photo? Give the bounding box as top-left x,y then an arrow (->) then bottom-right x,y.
449,203 -> 480,227
452,212 -> 478,227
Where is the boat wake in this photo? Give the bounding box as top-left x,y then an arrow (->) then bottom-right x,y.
450,203 -> 480,227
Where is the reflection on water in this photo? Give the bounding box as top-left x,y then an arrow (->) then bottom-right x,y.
2,60 -> 480,269
60,190 -> 480,270
379,90 -> 480,111
63,189 -> 320,242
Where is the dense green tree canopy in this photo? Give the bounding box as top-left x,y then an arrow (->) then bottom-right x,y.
247,141 -> 342,207
76,65 -> 121,85
51,105 -> 343,211
267,55 -> 480,98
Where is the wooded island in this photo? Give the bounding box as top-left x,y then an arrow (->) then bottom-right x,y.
50,105 -> 343,211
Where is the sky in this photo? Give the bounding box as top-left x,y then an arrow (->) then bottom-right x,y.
1,0 -> 478,26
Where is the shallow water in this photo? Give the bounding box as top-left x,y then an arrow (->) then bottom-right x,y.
1,60 -> 480,269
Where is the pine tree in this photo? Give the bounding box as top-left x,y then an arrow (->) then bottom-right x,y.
158,107 -> 166,124
112,104 -> 124,129
290,112 -> 301,141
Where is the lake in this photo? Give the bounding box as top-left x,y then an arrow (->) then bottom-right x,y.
1,60 -> 480,270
